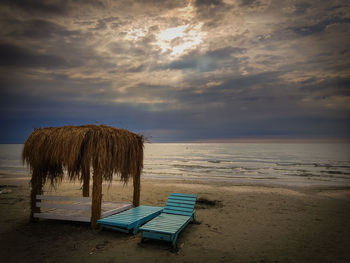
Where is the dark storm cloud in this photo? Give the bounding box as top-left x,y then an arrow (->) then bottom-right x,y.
1,0 -> 70,15
8,18 -> 79,39
108,42 -> 147,57
0,43 -> 67,68
1,0 -> 107,16
194,0 -> 224,7
159,47 -> 247,72
290,17 -> 350,36
176,72 -> 287,112
292,2 -> 311,15
194,0 -> 229,28
240,0 -> 260,7
299,76 -> 350,98
134,0 -> 186,9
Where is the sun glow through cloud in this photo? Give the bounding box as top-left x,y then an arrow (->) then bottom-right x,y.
158,25 -> 188,41
157,23 -> 205,57
155,2 -> 205,57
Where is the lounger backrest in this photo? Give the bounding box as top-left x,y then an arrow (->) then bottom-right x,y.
163,193 -> 197,217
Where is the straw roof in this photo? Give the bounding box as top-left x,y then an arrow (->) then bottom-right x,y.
22,124 -> 144,185
23,124 -> 144,227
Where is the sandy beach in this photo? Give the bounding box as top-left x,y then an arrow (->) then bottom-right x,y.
0,175 -> 349,263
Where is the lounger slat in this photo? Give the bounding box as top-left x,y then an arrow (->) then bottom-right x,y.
145,217 -> 189,224
140,214 -> 191,234
145,222 -> 188,228
163,209 -> 193,216
170,193 -> 196,198
168,197 -> 196,202
142,227 -> 178,234
169,194 -> 196,199
168,196 -> 196,202
141,215 -> 188,225
165,201 -> 194,208
164,205 -> 194,213
168,199 -> 195,205
144,223 -> 187,230
144,216 -> 188,224
144,221 -> 185,228
166,201 -> 195,209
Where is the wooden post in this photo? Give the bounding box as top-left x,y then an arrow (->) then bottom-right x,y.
82,163 -> 90,197
91,168 -> 102,228
30,169 -> 43,221
132,171 -> 140,207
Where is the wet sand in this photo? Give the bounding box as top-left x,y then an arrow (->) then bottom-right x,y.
0,175 -> 349,263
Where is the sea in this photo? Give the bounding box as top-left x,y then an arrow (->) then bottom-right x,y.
1,143 -> 350,188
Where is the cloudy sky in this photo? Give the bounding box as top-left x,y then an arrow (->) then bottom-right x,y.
0,0 -> 349,143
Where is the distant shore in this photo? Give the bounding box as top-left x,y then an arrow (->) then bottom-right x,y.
0,175 -> 350,263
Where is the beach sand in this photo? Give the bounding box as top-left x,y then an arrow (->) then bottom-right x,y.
0,175 -> 349,263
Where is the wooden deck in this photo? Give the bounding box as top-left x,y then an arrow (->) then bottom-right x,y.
33,195 -> 133,223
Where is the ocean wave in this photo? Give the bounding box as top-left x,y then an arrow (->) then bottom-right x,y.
208,160 -> 221,163
320,170 -> 350,176
313,163 -> 350,169
2,143 -> 350,187
276,162 -> 313,167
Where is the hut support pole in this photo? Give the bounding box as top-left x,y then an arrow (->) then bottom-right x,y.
91,168 -> 102,228
82,164 -> 90,197
30,169 -> 43,221
132,171 -> 140,207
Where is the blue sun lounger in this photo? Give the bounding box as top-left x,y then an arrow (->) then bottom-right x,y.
139,193 -> 197,247
97,205 -> 163,234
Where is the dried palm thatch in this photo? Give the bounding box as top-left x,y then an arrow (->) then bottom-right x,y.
22,125 -> 144,228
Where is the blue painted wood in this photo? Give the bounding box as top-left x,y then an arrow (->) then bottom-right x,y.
164,193 -> 196,217
167,197 -> 196,202
142,231 -> 173,242
164,205 -> 194,212
165,201 -> 194,208
170,193 -> 196,198
97,205 -> 163,233
140,193 -> 197,245
141,214 -> 190,233
162,209 -> 193,217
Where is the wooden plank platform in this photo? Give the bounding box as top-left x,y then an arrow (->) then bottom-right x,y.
33,195 -> 132,223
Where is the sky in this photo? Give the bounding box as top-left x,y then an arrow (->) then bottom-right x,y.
0,0 -> 349,143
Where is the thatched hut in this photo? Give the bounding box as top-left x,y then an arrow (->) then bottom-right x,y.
22,124 -> 144,228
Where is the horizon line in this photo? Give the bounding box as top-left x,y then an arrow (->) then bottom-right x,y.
149,137 -> 350,144
2,136 -> 350,145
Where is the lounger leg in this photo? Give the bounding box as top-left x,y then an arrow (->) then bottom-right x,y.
133,222 -> 141,234
172,233 -> 179,247
189,213 -> 196,224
